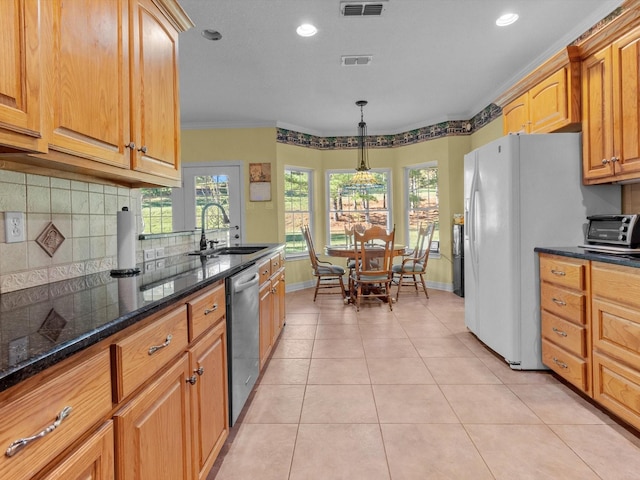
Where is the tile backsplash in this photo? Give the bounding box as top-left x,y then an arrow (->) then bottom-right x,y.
0,170 -> 199,293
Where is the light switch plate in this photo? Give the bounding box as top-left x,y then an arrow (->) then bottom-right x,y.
155,247 -> 165,259
143,249 -> 156,262
5,212 -> 25,243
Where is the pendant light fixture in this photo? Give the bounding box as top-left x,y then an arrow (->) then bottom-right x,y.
345,100 -> 383,191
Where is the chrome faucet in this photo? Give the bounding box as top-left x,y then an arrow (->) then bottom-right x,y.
200,202 -> 231,250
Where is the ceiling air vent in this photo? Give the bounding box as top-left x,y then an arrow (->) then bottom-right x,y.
341,55 -> 373,66
340,1 -> 386,17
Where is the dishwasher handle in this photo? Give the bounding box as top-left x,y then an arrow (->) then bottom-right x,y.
233,272 -> 260,293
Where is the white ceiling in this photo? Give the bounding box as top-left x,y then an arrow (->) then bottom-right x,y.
177,0 -> 622,137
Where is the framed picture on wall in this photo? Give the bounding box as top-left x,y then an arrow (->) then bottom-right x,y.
249,163 -> 271,201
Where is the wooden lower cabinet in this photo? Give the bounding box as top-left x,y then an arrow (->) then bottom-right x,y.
114,353 -> 193,480
38,421 -> 114,480
259,279 -> 274,370
539,254 -> 591,393
190,320 -> 228,480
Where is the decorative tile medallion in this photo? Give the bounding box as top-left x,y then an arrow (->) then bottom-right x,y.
38,308 -> 68,342
36,222 -> 65,257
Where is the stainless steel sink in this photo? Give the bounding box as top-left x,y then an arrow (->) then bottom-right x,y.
188,246 -> 269,257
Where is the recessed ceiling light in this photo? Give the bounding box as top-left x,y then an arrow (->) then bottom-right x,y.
201,29 -> 222,41
296,23 -> 318,37
496,13 -> 519,26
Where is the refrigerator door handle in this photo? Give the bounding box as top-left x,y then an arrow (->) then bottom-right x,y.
468,153 -> 480,280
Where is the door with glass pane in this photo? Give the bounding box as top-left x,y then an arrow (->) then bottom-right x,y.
179,164 -> 244,244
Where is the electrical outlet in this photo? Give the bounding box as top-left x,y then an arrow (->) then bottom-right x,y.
5,212 -> 25,243
143,249 -> 156,262
155,259 -> 165,269
155,247 -> 165,259
144,261 -> 156,273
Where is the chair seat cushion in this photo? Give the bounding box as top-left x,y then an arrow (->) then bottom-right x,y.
351,273 -> 390,282
392,262 -> 424,273
318,264 -> 345,275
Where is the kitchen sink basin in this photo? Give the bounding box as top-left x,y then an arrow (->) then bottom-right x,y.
188,245 -> 269,257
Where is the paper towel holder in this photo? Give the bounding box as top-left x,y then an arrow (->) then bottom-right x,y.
111,207 -> 141,277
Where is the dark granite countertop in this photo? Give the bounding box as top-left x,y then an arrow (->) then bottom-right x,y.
0,244 -> 283,392
534,246 -> 640,268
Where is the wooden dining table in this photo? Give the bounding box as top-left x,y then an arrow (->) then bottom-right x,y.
325,244 -> 407,259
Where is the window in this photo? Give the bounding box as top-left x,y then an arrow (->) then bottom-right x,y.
326,170 -> 391,245
141,187 -> 173,234
284,168 -> 312,255
405,163 -> 439,252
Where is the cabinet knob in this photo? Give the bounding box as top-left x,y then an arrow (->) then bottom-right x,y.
601,158 -> 609,165
186,375 -> 197,385
125,142 -> 136,150
138,145 -> 148,154
611,156 -> 619,163
195,366 -> 205,376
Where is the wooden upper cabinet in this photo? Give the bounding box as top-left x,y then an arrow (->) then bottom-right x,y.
582,47 -> 615,181
0,0 -> 47,153
498,46 -> 581,136
502,93 -> 529,134
130,0 -> 182,181
48,0 -> 131,168
582,25 -> 640,184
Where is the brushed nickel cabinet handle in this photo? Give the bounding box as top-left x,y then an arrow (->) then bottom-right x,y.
148,334 -> 172,355
138,145 -> 148,153
5,406 -> 72,457
552,327 -> 568,337
552,357 -> 568,369
125,141 -> 135,149
552,298 -> 566,306
195,366 -> 204,376
602,158 -> 609,165
550,269 -> 565,276
204,304 -> 218,315
186,375 -> 197,385
611,156 -> 619,163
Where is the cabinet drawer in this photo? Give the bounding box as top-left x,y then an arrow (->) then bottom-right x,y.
187,282 -> 225,341
592,262 -> 640,310
257,257 -> 271,285
542,338 -> 588,391
0,350 -> 112,480
593,351 -> 640,431
539,255 -> 586,290
271,252 -> 283,273
112,305 -> 189,401
540,282 -> 586,324
592,297 -> 640,370
541,311 -> 586,357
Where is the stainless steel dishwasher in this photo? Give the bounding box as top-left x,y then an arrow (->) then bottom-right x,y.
225,264 -> 260,426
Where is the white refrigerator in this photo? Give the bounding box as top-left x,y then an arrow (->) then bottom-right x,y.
464,133 -> 620,369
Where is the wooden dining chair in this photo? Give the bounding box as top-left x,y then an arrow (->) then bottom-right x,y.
392,222 -> 435,300
349,225 -> 395,311
301,225 -> 346,302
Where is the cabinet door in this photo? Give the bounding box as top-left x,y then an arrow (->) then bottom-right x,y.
129,0 -> 181,181
114,353 -> 192,480
502,92 -> 529,135
190,321 -> 228,480
612,26 -> 640,177
38,421 -> 114,480
272,270 -> 285,341
48,0 -> 131,167
0,0 -> 46,153
529,68 -> 570,133
582,47 -> 615,181
259,280 -> 273,370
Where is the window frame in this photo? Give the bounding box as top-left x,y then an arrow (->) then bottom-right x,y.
325,168 -> 392,246
404,162 -> 440,256
284,166 -> 313,258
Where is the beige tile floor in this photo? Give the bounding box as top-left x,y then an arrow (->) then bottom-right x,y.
209,288 -> 640,480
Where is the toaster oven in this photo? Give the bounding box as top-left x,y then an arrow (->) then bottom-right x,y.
586,214 -> 640,248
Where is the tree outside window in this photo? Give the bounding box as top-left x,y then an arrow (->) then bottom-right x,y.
284,168 -> 312,254
406,164 -> 439,251
327,170 -> 390,245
